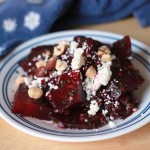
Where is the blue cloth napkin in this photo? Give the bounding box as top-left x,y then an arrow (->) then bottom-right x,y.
0,0 -> 150,58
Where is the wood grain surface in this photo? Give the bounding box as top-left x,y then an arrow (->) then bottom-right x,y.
0,17 -> 150,150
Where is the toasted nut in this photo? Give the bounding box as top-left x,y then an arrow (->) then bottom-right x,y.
45,50 -> 52,57
28,87 -> 43,99
53,44 -> 66,56
98,46 -> 108,51
85,66 -> 96,79
98,50 -> 104,56
36,60 -> 46,68
42,50 -> 52,58
58,40 -> 70,47
104,49 -> 111,54
16,76 -> 24,86
55,59 -> 68,72
101,54 -> 112,62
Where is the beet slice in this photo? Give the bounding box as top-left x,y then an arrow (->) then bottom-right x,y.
112,36 -> 132,58
11,84 -> 105,129
12,84 -> 54,120
108,58 -> 144,100
19,45 -> 54,75
46,70 -> 86,113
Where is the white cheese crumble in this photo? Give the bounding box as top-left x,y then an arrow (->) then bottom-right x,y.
83,78 -> 95,100
37,55 -> 41,59
74,48 -> 84,56
88,100 -> 99,116
27,77 -> 48,88
71,47 -> 85,70
71,55 -> 85,70
114,101 -> 119,108
108,121 -> 115,128
28,62 -> 32,66
70,41 -> 79,51
92,63 -> 112,91
24,77 -> 33,85
48,82 -> 58,90
102,109 -> 108,115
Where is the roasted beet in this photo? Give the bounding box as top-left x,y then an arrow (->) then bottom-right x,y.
12,84 -> 54,119
46,70 -> 85,113
112,36 -> 132,58
45,58 -> 57,70
35,67 -> 48,77
19,45 -> 54,75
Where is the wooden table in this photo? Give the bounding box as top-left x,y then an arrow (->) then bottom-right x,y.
0,17 -> 150,150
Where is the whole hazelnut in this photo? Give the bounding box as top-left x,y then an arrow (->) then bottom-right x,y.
28,87 -> 43,99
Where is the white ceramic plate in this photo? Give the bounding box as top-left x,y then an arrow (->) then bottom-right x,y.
0,30 -> 150,142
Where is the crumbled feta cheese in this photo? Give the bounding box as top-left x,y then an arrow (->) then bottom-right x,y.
88,100 -> 99,116
53,85 -> 58,90
133,108 -> 137,112
127,56 -> 132,60
71,55 -> 85,70
108,121 -> 115,128
24,77 -> 32,85
74,48 -> 84,56
28,77 -> 48,88
70,41 -> 79,51
48,82 -> 58,90
110,116 -> 114,120
61,54 -> 68,60
102,109 -> 108,115
37,55 -> 41,59
28,62 -> 32,66
93,64 -> 112,91
71,47 -> 85,69
83,78 -> 94,99
114,101 -> 119,107
82,42 -> 88,50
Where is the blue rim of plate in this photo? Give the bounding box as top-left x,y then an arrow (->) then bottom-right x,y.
0,32 -> 150,137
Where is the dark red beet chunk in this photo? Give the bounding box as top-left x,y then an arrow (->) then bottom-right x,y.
112,36 -> 132,58
12,84 -> 106,129
46,70 -> 85,113
19,45 -> 54,75
12,84 -> 54,120
109,58 -> 144,98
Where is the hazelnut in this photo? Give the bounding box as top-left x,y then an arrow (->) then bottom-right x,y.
28,87 -> 43,99
98,45 -> 111,57
98,46 -> 108,51
101,54 -> 112,62
36,60 -> 46,68
44,50 -> 52,57
58,40 -> 70,47
98,50 -> 104,56
16,76 -> 24,86
53,44 -> 66,56
55,59 -> 68,72
104,49 -> 111,54
85,66 -> 96,79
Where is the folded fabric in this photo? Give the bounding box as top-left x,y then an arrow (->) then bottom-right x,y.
0,0 -> 150,58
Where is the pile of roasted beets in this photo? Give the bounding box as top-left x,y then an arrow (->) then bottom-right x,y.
12,36 -> 144,129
